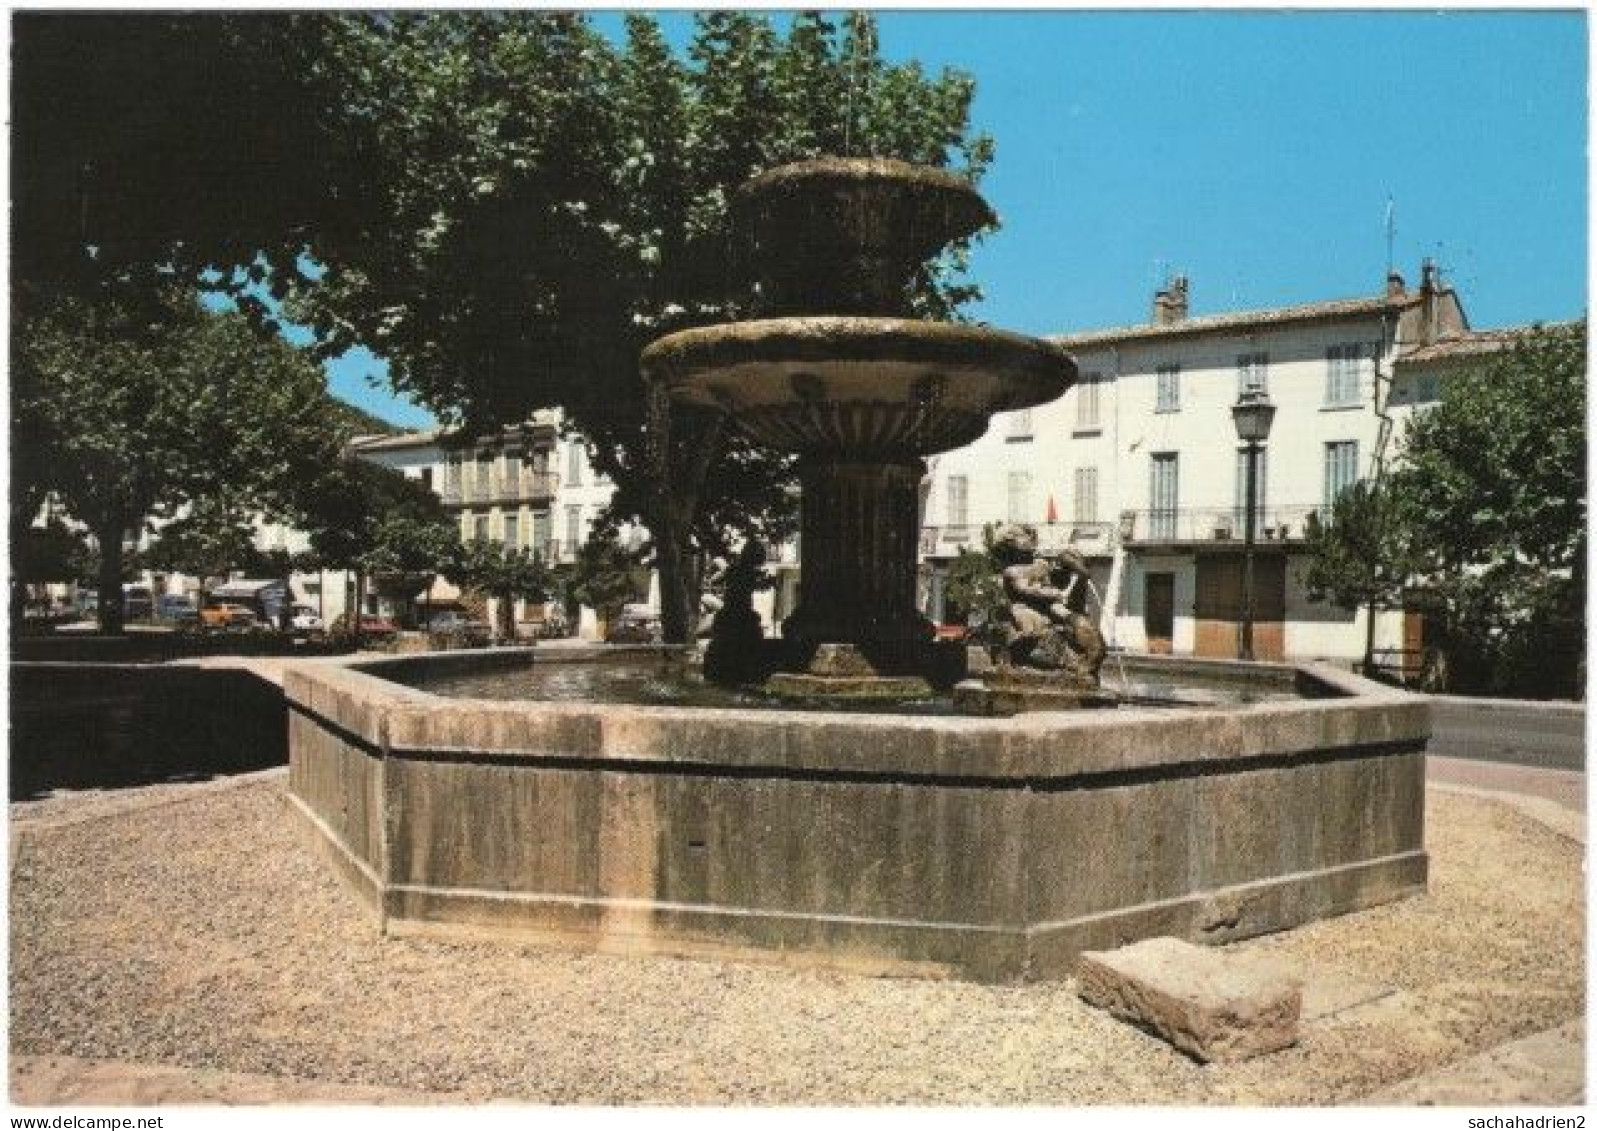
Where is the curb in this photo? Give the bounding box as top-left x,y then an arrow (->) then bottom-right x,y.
1426,693 -> 1585,716
1428,782 -> 1585,844
1359,1019 -> 1585,1106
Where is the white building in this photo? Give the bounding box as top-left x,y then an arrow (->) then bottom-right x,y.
920,262 -> 1483,665
350,410 -> 662,638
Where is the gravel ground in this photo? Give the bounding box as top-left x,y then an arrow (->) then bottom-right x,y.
9,773 -> 1584,1105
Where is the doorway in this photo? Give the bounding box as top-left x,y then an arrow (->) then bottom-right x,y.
1144,572 -> 1175,654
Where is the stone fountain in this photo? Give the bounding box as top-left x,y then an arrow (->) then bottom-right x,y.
284,157 -> 1429,983
642,158 -> 1074,699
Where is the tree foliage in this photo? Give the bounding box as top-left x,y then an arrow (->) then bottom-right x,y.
1300,480 -> 1414,609
1387,322 -> 1586,695
1303,322 -> 1586,695
11,13 -> 350,318
12,11 -> 993,641
565,534 -> 648,627
13,292 -> 345,632
943,545 -> 1007,627
453,542 -> 554,638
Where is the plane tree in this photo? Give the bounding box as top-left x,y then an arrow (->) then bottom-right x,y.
13,292 -> 346,634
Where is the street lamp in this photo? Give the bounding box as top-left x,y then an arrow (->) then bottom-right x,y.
1231,387 -> 1276,661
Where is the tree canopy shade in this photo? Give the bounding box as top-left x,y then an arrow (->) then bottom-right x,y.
10,12 -> 353,316
13,292 -> 348,633
11,11 -> 993,640
274,10 -> 991,639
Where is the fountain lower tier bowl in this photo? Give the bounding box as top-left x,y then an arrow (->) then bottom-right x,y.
287,647 -> 1430,983
642,317 -> 1075,456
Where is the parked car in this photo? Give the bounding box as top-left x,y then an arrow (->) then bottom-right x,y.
123,585 -> 154,620
332,613 -> 398,639
289,605 -> 324,636
426,610 -> 491,647
199,601 -> 257,631
605,605 -> 662,645
158,594 -> 200,628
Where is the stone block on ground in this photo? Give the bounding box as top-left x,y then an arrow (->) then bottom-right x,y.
1076,936 -> 1302,1063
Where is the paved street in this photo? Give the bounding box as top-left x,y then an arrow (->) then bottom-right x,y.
1428,696 -> 1585,771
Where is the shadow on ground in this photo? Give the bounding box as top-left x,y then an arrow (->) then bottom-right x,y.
9,663 -> 286,800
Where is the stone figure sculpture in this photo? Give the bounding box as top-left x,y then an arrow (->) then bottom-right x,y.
703,540 -> 769,685
987,523 -> 1107,685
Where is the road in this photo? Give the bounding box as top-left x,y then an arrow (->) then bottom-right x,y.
1428,697 -> 1585,772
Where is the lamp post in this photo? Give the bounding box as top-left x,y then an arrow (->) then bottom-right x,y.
1230,387 -> 1276,661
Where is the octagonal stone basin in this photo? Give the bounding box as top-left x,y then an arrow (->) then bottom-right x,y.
285,648 -> 1428,982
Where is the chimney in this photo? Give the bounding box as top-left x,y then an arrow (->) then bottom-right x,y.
1419,258 -> 1443,345
1152,275 -> 1189,326
1385,270 -> 1406,298
1420,257 -> 1440,294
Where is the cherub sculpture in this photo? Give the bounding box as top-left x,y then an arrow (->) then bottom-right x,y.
985,523 -> 1106,685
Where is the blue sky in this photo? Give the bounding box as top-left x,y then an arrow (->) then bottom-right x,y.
327,8 -> 1588,429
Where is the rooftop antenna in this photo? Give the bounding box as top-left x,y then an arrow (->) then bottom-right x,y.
1384,195 -> 1396,278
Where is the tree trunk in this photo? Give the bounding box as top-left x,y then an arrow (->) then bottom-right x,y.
92,517 -> 125,636
646,386 -> 725,645
655,519 -> 692,643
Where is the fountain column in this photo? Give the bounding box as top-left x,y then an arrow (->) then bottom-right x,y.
782,456 -> 932,653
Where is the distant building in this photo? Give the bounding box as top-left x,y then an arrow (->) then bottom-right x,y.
918,261 -> 1556,666
350,410 -> 664,638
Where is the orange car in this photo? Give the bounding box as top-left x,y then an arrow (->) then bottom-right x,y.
199,601 -> 257,630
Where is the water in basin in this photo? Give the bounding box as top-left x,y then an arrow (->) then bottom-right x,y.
394,656 -> 1316,713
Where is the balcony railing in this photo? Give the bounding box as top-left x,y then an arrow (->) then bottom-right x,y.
919,521 -> 1117,556
441,471 -> 559,506
1120,505 -> 1320,545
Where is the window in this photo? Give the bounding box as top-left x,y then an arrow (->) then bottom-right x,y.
1155,364 -> 1181,412
1323,441 -> 1360,511
565,504 -> 583,550
444,455 -> 462,496
1076,371 -> 1101,431
1325,344 -> 1362,406
473,514 -> 490,543
1149,453 -> 1179,539
502,513 -> 519,548
1417,373 -> 1441,403
504,451 -> 522,493
475,453 -> 492,495
532,510 -> 551,556
946,475 -> 969,529
420,467 -> 434,493
1073,467 -> 1099,524
1007,409 -> 1034,442
1007,470 -> 1032,523
1237,352 -> 1269,396
566,442 -> 584,487
1234,446 -> 1270,526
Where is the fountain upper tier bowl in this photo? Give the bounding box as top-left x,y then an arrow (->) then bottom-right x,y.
736,157 -> 995,316
641,316 -> 1075,456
